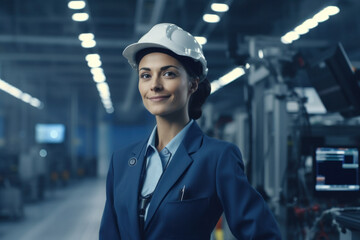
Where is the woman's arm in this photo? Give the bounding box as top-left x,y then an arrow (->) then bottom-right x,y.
215,144 -> 282,240
99,154 -> 121,240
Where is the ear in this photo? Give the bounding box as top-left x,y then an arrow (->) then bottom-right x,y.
189,78 -> 199,94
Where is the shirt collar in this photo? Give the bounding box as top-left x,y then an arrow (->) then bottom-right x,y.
146,119 -> 194,155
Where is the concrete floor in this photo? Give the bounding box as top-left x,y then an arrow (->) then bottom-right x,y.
0,178 -> 106,240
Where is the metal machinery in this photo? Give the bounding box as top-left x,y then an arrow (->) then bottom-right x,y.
202,36 -> 360,240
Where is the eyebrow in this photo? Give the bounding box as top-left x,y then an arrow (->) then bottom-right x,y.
139,65 -> 180,72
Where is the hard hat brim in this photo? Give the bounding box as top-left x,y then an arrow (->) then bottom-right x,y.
122,42 -> 176,69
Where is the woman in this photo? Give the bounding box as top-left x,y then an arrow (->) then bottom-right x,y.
99,23 -> 281,240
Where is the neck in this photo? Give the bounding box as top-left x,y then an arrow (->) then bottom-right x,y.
155,114 -> 190,152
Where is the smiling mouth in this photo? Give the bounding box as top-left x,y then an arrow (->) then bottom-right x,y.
147,95 -> 170,102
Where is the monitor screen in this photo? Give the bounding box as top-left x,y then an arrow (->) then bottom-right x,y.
314,147 -> 359,193
35,123 -> 65,144
306,43 -> 360,118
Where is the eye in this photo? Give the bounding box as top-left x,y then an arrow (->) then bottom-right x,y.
140,72 -> 151,79
163,71 -> 177,78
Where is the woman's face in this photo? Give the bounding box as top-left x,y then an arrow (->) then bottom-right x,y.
138,52 -> 196,119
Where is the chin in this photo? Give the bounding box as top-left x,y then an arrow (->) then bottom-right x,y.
146,107 -> 169,116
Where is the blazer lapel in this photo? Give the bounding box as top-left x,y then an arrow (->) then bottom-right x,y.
126,141 -> 147,239
144,121 -> 204,229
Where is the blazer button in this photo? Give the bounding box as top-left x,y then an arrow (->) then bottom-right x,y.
128,157 -> 137,166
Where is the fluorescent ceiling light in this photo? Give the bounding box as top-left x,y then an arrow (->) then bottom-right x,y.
81,40 -> 96,48
281,31 -> 299,44
210,81 -> 222,94
96,82 -> 109,93
294,25 -> 309,35
93,74 -> 106,83
68,1 -> 86,10
195,36 -> 207,45
281,5 -> 340,45
203,14 -> 220,23
219,67 -> 245,85
280,36 -> 292,45
30,98 -> 42,108
323,6 -> 340,16
313,11 -> 329,23
210,67 -> 246,94
106,107 -> 114,114
0,78 -> 43,108
0,79 -> 10,91
21,93 -> 32,103
287,31 -> 300,41
302,19 -> 318,29
6,85 -> 23,99
72,13 -> 89,22
100,92 -> 111,100
86,54 -> 100,62
104,104 -> 113,110
78,33 -> 94,41
90,67 -> 103,75
211,3 -> 229,12
87,59 -> 102,68
102,98 -> 112,104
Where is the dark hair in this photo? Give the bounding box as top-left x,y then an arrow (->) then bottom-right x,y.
188,78 -> 211,119
135,47 -> 211,120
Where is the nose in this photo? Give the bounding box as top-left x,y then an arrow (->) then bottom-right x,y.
150,75 -> 163,92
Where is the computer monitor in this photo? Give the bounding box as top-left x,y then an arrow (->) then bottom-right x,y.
306,43 -> 360,118
35,123 -> 66,144
314,147 -> 360,199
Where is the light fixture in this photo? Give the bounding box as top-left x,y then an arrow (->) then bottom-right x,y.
68,1 -> 86,10
195,36 -> 207,45
258,50 -> 264,59
30,98 -> 42,108
294,25 -> 309,35
100,92 -> 111,99
78,33 -> 94,41
302,19 -> 318,29
93,74 -> 106,83
68,2 -> 113,114
323,6 -> 340,16
313,11 -> 329,23
0,81 -> 23,99
90,67 -> 103,75
281,5 -> 340,45
281,31 -> 300,44
219,67 -> 245,85
0,78 -> 43,109
106,107 -> 114,114
211,3 -> 229,12
72,13 -> 89,22
81,40 -> 96,48
210,67 -> 246,94
87,59 -> 102,68
21,93 -> 32,103
85,54 -> 100,62
96,82 -> 109,93
203,14 -> 220,23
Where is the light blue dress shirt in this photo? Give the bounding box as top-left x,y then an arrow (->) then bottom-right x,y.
141,119 -> 194,219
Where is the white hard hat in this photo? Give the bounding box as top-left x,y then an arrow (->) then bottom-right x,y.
122,23 -> 208,80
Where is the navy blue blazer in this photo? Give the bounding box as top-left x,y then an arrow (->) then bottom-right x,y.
99,122 -> 282,240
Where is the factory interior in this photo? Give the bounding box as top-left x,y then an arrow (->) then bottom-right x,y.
1,0 -> 360,239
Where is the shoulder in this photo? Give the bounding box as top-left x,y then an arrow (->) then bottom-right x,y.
112,140 -> 147,163
202,135 -> 240,153
200,135 -> 244,168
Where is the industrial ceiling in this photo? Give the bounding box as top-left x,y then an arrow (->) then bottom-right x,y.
0,0 -> 359,123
